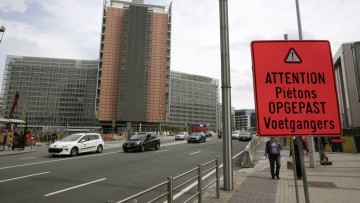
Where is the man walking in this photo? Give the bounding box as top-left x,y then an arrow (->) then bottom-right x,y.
265,137 -> 282,179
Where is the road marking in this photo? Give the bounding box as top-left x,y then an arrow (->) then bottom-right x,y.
0,151 -> 120,170
190,151 -> 201,155
44,178 -> 107,197
155,150 -> 168,153
166,150 -> 244,202
0,172 -> 50,183
20,157 -> 37,160
162,141 -> 186,147
118,149 -> 244,203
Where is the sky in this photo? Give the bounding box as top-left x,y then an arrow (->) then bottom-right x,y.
0,0 -> 359,110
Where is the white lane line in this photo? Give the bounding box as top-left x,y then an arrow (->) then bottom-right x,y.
190,151 -> 201,155
155,149 -> 169,153
0,172 -> 50,183
20,157 -> 37,160
44,178 -> 107,197
0,151 -> 120,170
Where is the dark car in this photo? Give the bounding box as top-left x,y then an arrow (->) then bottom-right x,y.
187,132 -> 206,143
123,132 -> 160,152
205,131 -> 214,137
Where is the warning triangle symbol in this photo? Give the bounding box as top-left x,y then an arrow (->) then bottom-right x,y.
285,48 -> 302,63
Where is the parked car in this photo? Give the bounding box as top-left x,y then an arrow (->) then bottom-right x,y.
205,131 -> 215,137
123,132 -> 160,152
48,133 -> 105,157
239,132 -> 253,141
231,131 -> 241,139
175,132 -> 189,140
187,132 -> 206,143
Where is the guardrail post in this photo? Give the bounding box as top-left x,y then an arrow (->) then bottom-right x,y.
167,176 -> 173,203
198,164 -> 202,203
216,157 -> 220,198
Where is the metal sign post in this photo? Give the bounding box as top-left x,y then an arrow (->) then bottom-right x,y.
297,137 -> 310,203
290,137 -> 300,203
295,0 -> 316,170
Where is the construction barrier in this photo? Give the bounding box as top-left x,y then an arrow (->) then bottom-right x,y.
241,137 -> 268,168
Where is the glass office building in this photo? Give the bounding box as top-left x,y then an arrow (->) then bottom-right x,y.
169,71 -> 219,130
234,109 -> 256,130
96,0 -> 171,128
1,56 -> 98,129
333,42 -> 360,128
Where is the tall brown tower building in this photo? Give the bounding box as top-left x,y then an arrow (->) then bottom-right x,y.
96,0 -> 171,128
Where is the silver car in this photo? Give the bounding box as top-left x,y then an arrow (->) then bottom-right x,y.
231,131 -> 241,139
175,132 -> 189,140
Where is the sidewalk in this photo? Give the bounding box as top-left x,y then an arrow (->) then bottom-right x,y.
0,145 -> 37,156
205,142 -> 360,203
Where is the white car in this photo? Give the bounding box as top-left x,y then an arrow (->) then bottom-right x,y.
48,133 -> 105,157
175,132 -> 190,140
231,131 -> 241,139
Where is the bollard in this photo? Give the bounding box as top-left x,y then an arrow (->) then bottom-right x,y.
216,157 -> 220,198
198,164 -> 202,203
167,176 -> 173,203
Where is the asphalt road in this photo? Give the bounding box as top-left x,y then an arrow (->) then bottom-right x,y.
0,136 -> 249,203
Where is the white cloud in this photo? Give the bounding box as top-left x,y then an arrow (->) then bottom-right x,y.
0,0 -> 31,12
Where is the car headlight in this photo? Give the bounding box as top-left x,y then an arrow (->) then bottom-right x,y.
135,141 -> 141,145
63,145 -> 71,151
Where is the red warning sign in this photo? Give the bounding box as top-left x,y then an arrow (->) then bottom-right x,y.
251,40 -> 342,137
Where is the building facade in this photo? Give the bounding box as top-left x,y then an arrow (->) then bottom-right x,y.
1,56 -> 98,129
333,42 -> 360,129
234,109 -> 256,130
96,0 -> 171,129
168,71 -> 219,130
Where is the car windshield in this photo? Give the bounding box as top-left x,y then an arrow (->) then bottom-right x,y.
191,133 -> 201,137
61,134 -> 83,142
232,131 -> 239,134
177,132 -> 185,135
131,133 -> 147,140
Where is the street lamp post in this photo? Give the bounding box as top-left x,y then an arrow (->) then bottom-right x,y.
0,26 -> 5,44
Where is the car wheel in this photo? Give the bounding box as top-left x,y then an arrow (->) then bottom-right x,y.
70,147 -> 78,157
96,145 -> 103,153
187,140 -> 190,143
204,138 -> 206,142
155,143 -> 160,150
140,145 -> 146,152
123,149 -> 128,152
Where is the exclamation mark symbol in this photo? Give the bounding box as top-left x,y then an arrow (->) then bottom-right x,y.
285,48 -> 302,63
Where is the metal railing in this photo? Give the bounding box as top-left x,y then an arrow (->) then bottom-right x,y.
117,157 -> 220,203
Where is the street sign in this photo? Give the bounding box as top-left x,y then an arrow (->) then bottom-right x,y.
251,40 -> 342,137
127,122 -> 131,130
